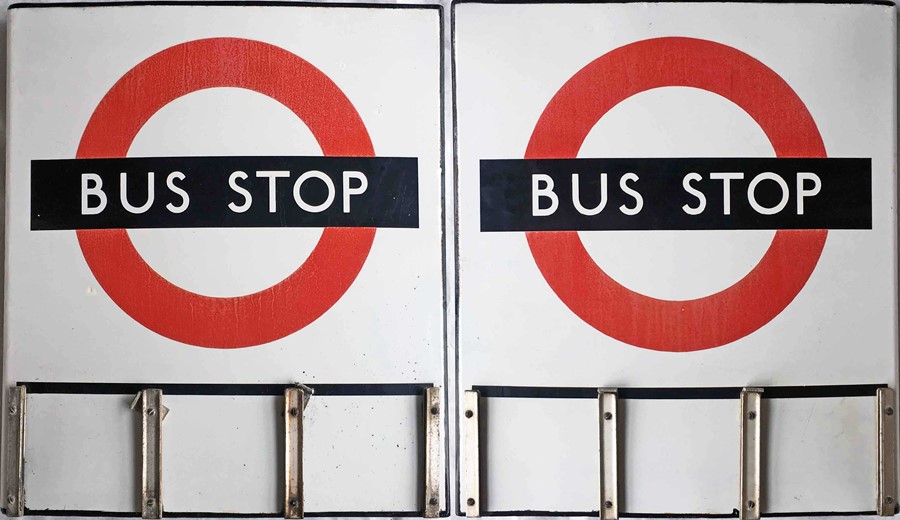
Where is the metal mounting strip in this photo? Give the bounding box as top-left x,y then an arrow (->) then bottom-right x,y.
5,385 -> 26,517
740,388 -> 763,520
463,390 -> 481,517
877,387 -> 897,516
285,385 -> 311,519
598,389 -> 618,520
132,389 -> 165,519
424,387 -> 442,518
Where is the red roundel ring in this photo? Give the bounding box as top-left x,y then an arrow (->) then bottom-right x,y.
525,36 -> 827,352
76,37 -> 376,349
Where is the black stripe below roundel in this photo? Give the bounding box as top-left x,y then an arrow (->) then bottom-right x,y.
31,155 -> 419,230
480,157 -> 871,232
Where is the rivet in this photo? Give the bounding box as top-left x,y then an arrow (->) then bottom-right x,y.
289,498 -> 299,508
887,407 -> 894,416
430,406 -> 440,416
465,410 -> 474,419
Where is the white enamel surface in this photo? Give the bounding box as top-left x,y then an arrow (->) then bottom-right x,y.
764,396 -> 878,513
456,2 -> 897,388
6,4 -> 443,385
473,396 -> 879,515
24,394 -> 140,513
455,2 -> 897,515
24,393 -> 423,514
6,4 -> 443,516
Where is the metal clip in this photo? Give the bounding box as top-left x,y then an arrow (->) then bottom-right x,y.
424,387 -> 442,518
131,389 -> 166,519
5,386 -> 26,517
740,388 -> 763,520
284,385 -> 312,519
463,390 -> 481,517
878,387 -> 897,515
598,389 -> 618,520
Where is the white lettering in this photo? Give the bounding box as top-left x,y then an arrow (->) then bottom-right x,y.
256,170 -> 290,213
619,172 -> 643,215
748,172 -> 789,215
165,171 -> 189,214
342,171 -> 368,213
120,171 -> 154,214
293,170 -> 336,213
81,173 -> 107,215
572,173 -> 608,216
532,174 -> 559,217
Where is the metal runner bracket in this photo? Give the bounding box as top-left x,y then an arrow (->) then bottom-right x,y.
878,387 -> 897,515
740,388 -> 763,520
598,389 -> 618,520
131,389 -> 166,519
5,386 -> 26,517
424,386 -> 442,518
463,390 -> 481,517
284,385 -> 312,519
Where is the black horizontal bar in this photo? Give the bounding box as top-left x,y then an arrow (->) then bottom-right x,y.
478,511 -> 876,518
23,511 -> 137,518
472,384 -> 886,400
32,156 -> 420,231
480,158 -> 872,232
621,514 -> 737,518
480,511 -> 737,518
10,1 -> 440,9
19,382 -> 432,397
763,512 -> 878,518
453,0 -> 894,6
23,509 -> 434,518
480,512 -> 600,517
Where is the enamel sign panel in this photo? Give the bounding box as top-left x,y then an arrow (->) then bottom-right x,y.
7,2 -> 443,387
454,1 -> 897,515
5,3 -> 444,515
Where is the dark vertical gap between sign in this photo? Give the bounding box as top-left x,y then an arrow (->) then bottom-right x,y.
450,0 -> 463,515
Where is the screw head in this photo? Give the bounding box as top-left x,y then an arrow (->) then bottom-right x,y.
289,498 -> 300,509
747,501 -> 756,510
147,408 -> 156,416
604,501 -> 613,509
8,405 -> 16,416
467,498 -> 476,507
888,496 -> 895,505
146,498 -> 156,508
465,410 -> 474,419
430,406 -> 440,416
429,497 -> 439,506
289,407 -> 299,417
7,494 -> 15,505
887,407 -> 895,416
747,411 -> 757,420
604,412 -> 613,421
